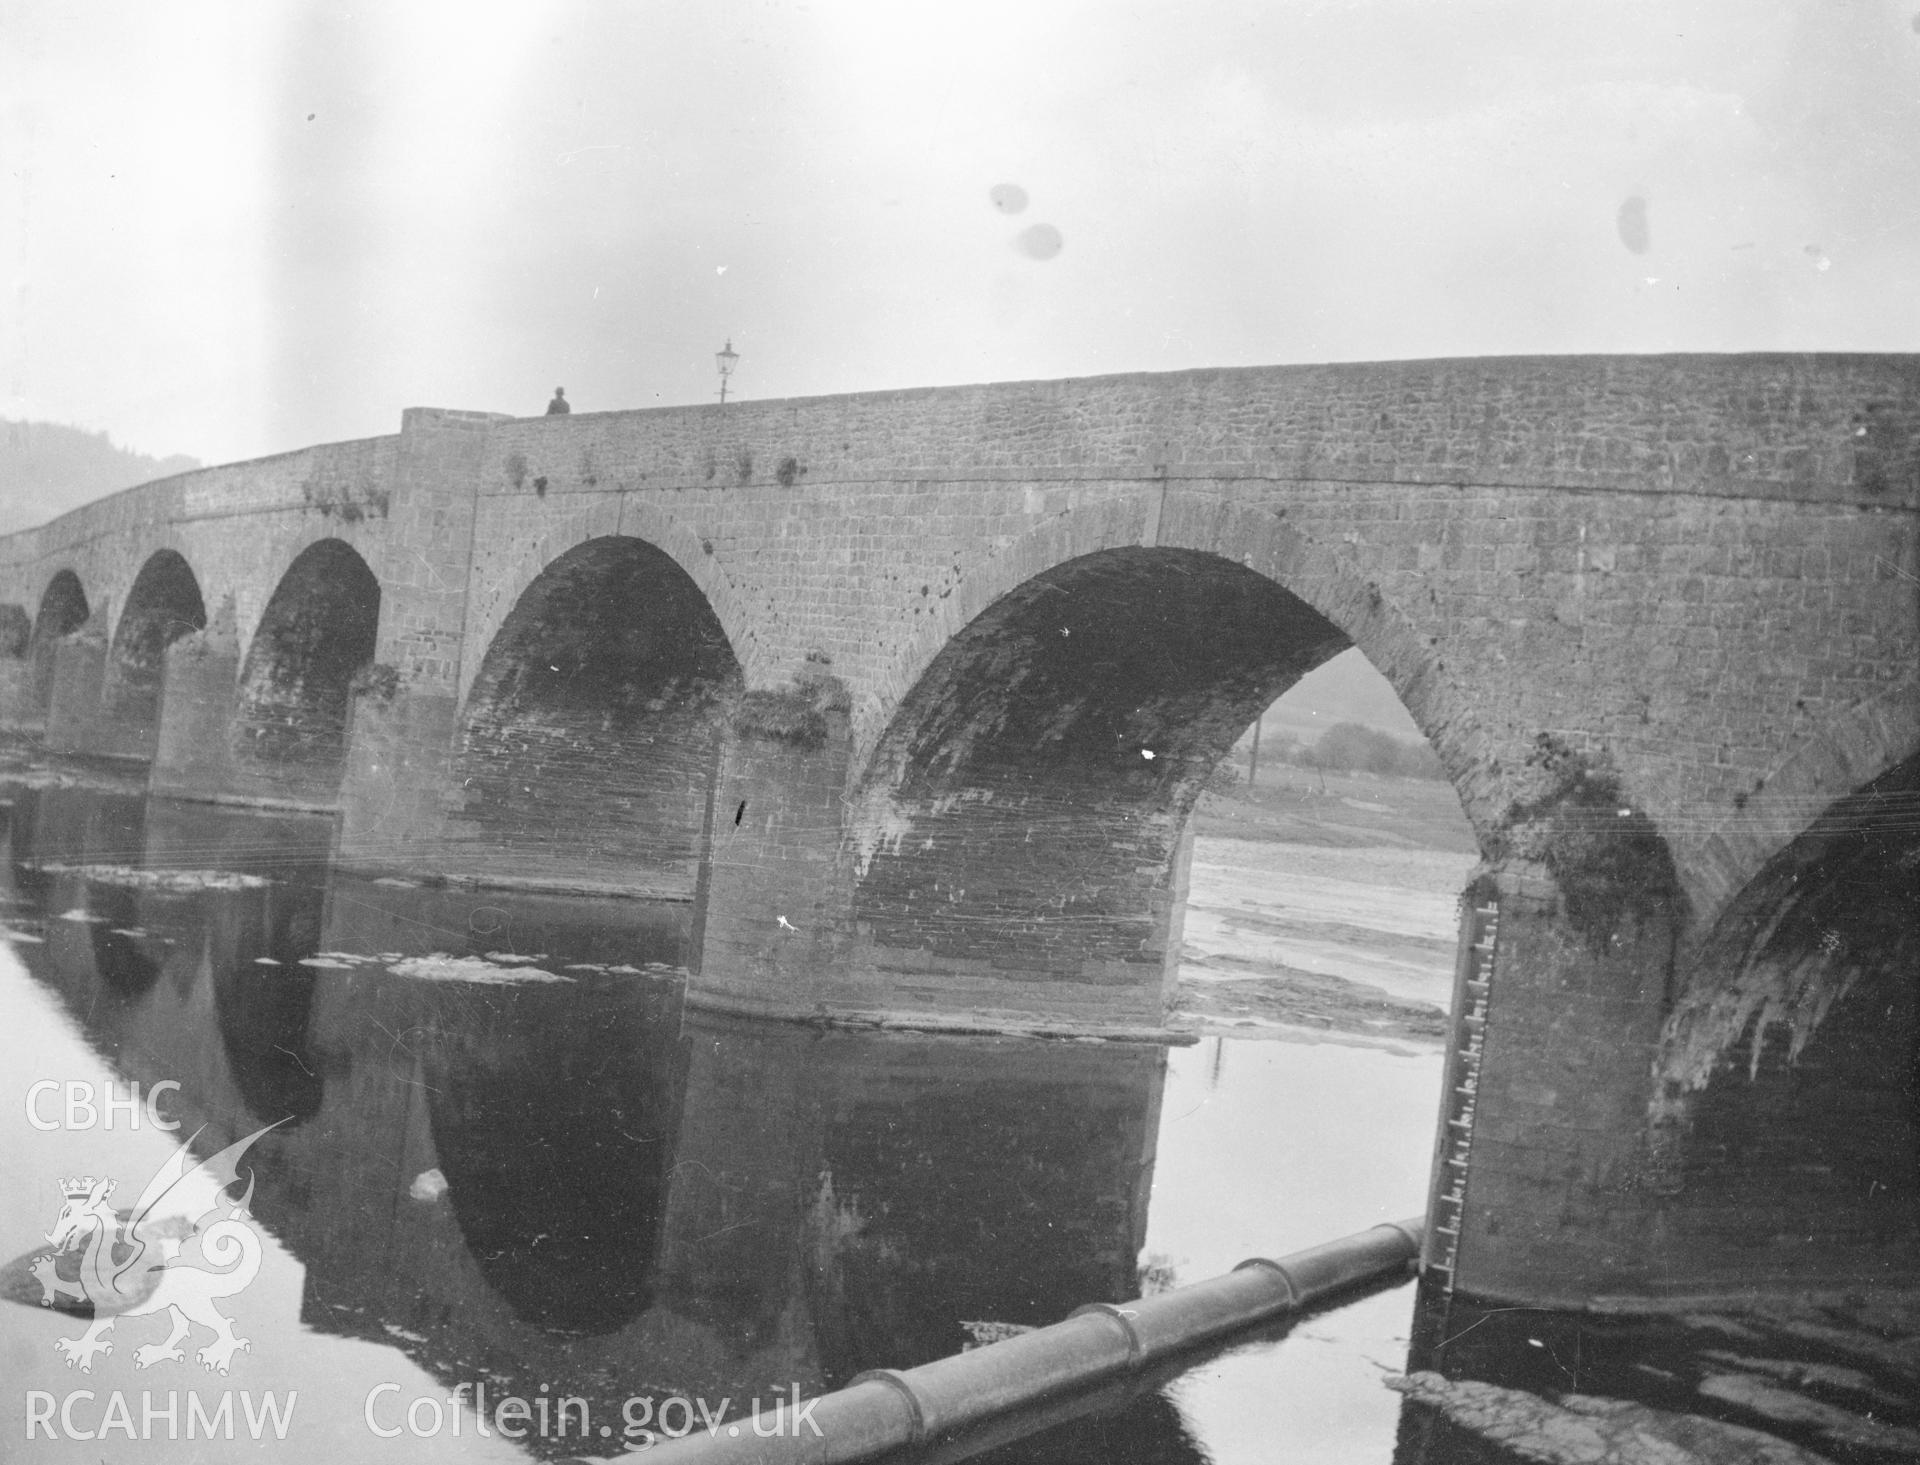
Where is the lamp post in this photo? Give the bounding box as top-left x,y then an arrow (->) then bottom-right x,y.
715,339 -> 738,404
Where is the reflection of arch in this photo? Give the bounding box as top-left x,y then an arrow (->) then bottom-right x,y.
210,886 -> 326,1128
422,977 -> 685,1335
1653,749 -> 1920,1288
233,539 -> 380,798
30,872 -> 161,1003
105,549 -> 208,754
85,884 -> 161,997
808,1034 -> 1166,1381
28,569 -> 89,711
1676,674 -> 1920,930
452,536 -> 742,894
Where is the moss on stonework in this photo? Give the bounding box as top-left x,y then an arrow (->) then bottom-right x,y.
349,661 -> 401,703
1491,734 -> 1683,950
735,658 -> 850,749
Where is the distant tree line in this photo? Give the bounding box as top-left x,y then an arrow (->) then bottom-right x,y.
1213,721 -> 1446,789
1296,721 -> 1445,779
0,419 -> 199,535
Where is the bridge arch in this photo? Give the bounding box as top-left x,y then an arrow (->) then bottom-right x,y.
1676,673 -> 1920,933
27,568 -> 90,713
233,538 -> 381,801
848,545 -> 1345,995
844,520 -> 1483,1010
450,534 -> 743,896
1650,744 -> 1920,1289
103,549 -> 208,757
459,502 -> 754,708
851,494 -> 1493,833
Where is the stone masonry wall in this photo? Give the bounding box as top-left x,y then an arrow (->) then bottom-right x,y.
0,355 -> 1910,930
442,355 -> 1918,931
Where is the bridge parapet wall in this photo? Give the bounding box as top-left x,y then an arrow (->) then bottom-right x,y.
0,435 -> 398,624
473,354 -> 1920,501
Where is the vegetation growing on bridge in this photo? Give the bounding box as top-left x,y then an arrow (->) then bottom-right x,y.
1492,734 -> 1684,952
734,653 -> 850,749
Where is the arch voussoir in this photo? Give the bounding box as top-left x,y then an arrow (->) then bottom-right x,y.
1677,674 -> 1920,932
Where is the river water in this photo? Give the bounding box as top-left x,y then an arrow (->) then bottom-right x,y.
2,774 -> 1913,1465
0,773 -> 1448,1463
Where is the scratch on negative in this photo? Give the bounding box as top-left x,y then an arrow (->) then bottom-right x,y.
691,1219 -> 759,1244
369,1017 -> 417,1059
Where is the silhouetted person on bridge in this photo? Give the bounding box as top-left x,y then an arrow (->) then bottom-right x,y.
546,387 -> 571,415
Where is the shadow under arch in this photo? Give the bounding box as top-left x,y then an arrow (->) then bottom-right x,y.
853,494 -> 1491,832
450,534 -> 742,896
233,538 -> 380,801
1650,747 -> 1920,1290
847,546 -> 1363,1007
104,548 -> 208,758
28,569 -> 89,713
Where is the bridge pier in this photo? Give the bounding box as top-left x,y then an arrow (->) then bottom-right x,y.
337,679 -> 462,870
334,407 -> 492,865
149,599 -> 242,801
1445,860 -> 1677,1304
0,604 -> 31,732
691,711 -> 857,1017
43,620 -> 109,757
0,653 -> 33,732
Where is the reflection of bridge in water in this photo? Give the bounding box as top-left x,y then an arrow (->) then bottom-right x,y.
0,354 -> 1914,1308
2,786 -> 1206,1459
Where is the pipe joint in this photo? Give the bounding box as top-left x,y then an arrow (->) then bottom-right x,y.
1231,1254 -> 1300,1306
1066,1301 -> 1147,1366
846,1369 -> 928,1445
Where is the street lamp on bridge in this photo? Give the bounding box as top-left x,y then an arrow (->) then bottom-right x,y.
716,339 -> 738,404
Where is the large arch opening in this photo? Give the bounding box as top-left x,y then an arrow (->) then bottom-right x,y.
451,536 -> 742,895
28,570 -> 89,713
1652,749 -> 1920,1289
232,540 -> 380,800
849,547 -> 1363,1011
104,549 -> 207,757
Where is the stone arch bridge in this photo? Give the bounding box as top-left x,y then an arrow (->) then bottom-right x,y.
1,354 -> 1915,1306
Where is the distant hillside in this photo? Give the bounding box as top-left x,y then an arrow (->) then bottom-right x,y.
1262,647 -> 1424,742
0,420 -> 199,535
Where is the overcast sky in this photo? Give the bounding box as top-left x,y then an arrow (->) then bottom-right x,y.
4,0 -> 1918,468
